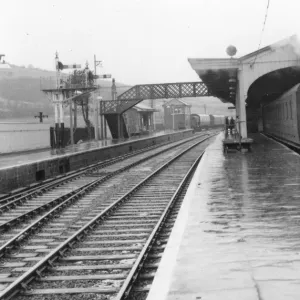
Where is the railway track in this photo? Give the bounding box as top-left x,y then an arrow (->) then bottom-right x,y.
1,132 -> 214,207
0,134 -> 209,236
0,134 -> 213,286
0,132 -> 213,299
0,135 -> 200,207
0,135 -> 211,255
127,162 -> 195,300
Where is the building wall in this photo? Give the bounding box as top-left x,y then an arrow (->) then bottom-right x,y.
154,110 -> 164,129
123,108 -> 154,136
241,44 -> 300,100
164,105 -> 191,130
143,99 -> 165,129
124,109 -> 140,135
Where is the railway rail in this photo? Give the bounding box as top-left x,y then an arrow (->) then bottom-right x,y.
127,161 -> 195,299
0,134 -> 202,206
0,134 -> 209,256
0,133 -> 208,234
0,132 -> 215,299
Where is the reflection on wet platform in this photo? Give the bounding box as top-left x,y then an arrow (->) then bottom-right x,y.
148,133 -> 300,300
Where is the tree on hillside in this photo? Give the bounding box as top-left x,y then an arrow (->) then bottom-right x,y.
0,77 -> 53,118
68,69 -> 94,88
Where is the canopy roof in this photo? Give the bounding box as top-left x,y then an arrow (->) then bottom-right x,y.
188,35 -> 300,106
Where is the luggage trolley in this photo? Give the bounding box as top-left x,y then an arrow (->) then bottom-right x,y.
223,120 -> 253,153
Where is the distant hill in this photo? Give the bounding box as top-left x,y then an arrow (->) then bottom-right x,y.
0,64 -> 57,80
0,64 -> 129,118
0,63 -> 234,119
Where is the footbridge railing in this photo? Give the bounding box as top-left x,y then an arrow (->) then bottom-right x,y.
100,81 -> 210,114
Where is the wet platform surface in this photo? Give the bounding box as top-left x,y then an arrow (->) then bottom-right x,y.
0,130 -> 174,171
148,133 -> 300,300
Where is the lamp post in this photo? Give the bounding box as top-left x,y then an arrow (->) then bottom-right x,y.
93,55 -> 102,140
93,55 -> 112,140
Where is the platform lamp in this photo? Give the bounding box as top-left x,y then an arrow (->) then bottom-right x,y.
226,44 -> 238,120
226,45 -> 237,58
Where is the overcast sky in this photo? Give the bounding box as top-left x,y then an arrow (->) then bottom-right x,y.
1,0 -> 300,84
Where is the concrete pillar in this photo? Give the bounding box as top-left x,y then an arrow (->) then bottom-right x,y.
74,101 -> 77,129
59,94 -> 64,124
54,98 -> 59,149
237,69 -> 248,138
93,94 -> 99,141
54,100 -> 59,124
119,114 -> 123,139
59,94 -> 64,147
104,117 -> 107,139
69,99 -> 74,145
117,114 -> 121,139
53,93 -> 61,148
150,113 -> 154,131
100,116 -> 104,140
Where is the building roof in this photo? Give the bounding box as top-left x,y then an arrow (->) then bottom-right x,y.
163,98 -> 191,107
132,102 -> 156,112
239,45 -> 271,61
188,35 -> 300,104
239,35 -> 297,61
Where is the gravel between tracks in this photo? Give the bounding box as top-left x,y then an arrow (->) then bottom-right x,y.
4,133 -> 216,300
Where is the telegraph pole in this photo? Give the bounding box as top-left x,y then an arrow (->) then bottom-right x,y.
94,55 -> 102,140
93,55 -> 112,140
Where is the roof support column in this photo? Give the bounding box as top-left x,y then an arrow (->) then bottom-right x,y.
237,69 -> 248,138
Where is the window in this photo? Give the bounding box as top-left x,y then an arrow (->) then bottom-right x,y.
290,101 -> 293,120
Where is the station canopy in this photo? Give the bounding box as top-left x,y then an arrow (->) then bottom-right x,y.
188,35 -> 300,108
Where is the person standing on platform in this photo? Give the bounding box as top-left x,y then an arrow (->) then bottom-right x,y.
225,117 -> 229,138
229,117 -> 235,134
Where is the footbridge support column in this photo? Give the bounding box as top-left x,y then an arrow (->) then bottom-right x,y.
236,69 -> 247,139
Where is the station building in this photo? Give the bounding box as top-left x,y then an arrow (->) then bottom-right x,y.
163,98 -> 191,130
123,102 -> 156,136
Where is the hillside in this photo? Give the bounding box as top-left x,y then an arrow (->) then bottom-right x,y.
0,64 -> 129,118
0,64 -> 234,119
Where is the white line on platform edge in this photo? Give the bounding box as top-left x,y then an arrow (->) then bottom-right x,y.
146,150 -> 210,300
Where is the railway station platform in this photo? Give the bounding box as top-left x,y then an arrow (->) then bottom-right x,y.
0,129 -> 193,193
148,133 -> 300,300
